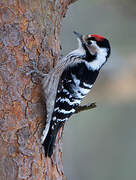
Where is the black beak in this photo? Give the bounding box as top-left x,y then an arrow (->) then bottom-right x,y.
73,31 -> 83,41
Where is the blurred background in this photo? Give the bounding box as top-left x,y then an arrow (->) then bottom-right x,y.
60,0 -> 136,180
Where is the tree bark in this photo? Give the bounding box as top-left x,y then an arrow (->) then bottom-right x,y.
0,0 -> 77,179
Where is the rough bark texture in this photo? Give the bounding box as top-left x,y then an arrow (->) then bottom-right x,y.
0,0 -> 77,179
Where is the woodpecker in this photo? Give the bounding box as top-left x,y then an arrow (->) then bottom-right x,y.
40,31 -> 111,157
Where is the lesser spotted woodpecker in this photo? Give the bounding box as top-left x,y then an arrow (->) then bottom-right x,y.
40,31 -> 111,157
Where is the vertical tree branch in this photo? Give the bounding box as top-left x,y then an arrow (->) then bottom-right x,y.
0,0 -> 77,179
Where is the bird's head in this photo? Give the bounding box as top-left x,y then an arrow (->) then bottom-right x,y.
73,31 -> 111,69
74,32 -> 111,69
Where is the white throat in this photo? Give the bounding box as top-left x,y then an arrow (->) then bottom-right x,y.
87,47 -> 107,71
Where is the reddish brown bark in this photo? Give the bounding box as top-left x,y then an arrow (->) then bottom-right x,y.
0,0 -> 77,179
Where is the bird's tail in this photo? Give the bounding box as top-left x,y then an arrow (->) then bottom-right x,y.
42,121 -> 64,157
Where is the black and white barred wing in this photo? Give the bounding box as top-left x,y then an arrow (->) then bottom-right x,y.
41,57 -> 82,143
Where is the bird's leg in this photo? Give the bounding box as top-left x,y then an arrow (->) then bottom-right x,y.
74,102 -> 96,114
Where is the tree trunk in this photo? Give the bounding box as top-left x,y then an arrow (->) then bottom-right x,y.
0,0 -> 77,179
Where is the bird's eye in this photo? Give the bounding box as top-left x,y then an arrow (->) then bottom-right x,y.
87,40 -> 92,45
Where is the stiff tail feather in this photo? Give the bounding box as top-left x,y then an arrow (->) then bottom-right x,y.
42,122 -> 64,157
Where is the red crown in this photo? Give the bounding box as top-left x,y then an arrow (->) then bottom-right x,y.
89,34 -> 105,41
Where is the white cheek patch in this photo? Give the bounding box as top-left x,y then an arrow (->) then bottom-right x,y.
90,42 -> 97,55
87,41 -> 107,71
